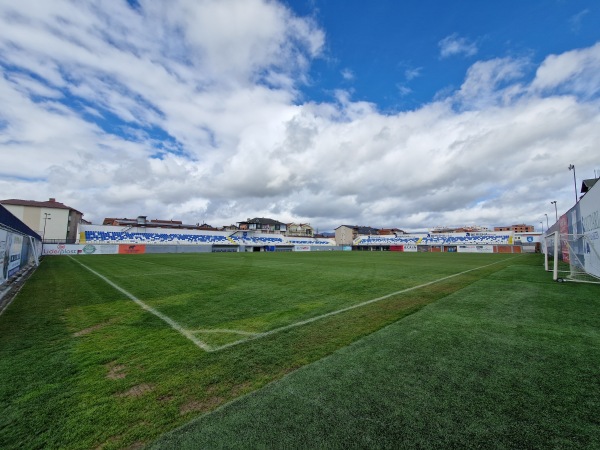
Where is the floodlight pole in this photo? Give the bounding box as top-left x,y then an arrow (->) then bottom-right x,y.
42,212 -> 51,253
568,164 -> 577,204
551,201 -> 558,222
540,221 -> 544,233
545,214 -> 549,229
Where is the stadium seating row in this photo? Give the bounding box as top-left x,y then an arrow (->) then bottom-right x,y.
85,231 -> 230,244
84,231 -> 335,246
356,235 -> 512,245
85,230 -> 511,247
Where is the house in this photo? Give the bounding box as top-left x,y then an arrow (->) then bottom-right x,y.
286,223 -> 314,237
431,226 -> 490,234
237,218 -> 287,234
0,198 -> 84,242
102,216 -> 213,230
494,224 -> 534,233
377,228 -> 406,235
335,225 -> 380,246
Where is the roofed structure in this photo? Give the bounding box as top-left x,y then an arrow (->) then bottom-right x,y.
237,218 -> 287,233
581,178 -> 599,195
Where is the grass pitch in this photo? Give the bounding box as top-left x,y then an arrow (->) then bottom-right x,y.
152,260 -> 600,449
1,252 -> 597,449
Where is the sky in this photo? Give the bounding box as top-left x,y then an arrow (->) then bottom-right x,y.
1,0 -> 600,232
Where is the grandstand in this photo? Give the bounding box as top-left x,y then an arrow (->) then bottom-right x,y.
353,231 -> 528,253
67,224 -> 338,254
61,222 -> 537,256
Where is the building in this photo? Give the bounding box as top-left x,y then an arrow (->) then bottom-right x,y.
378,228 -> 406,235
494,224 -> 534,233
335,225 -> 380,246
102,216 -> 215,230
286,223 -> 314,237
0,198 -> 84,242
431,226 -> 490,234
237,218 -> 287,234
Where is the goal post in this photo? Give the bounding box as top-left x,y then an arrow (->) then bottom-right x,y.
544,230 -> 600,284
543,231 -> 560,281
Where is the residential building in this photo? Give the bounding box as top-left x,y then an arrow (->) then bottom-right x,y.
102,216 -> 214,230
0,198 -> 84,242
237,218 -> 287,234
286,223 -> 314,237
431,226 -> 490,233
335,225 -> 380,246
494,224 -> 534,233
378,228 -> 406,235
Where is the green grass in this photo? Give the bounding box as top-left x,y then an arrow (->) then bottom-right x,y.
1,252 -> 596,449
71,252 -> 512,348
151,259 -> 600,449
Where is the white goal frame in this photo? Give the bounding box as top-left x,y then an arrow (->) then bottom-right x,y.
544,230 -> 600,284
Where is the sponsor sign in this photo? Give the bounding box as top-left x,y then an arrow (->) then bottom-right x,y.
7,234 -> 23,277
457,245 -> 494,253
579,180 -> 600,278
118,244 -> 146,254
294,245 -> 311,252
42,244 -> 119,255
43,244 -> 82,255
0,229 -> 7,285
559,215 -> 570,263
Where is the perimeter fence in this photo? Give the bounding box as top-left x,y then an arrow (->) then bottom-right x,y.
1,204 -> 41,287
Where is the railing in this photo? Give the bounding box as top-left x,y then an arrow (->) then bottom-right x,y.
43,238 -> 78,244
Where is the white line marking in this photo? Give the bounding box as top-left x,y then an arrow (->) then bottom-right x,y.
210,256 -> 520,352
69,257 -> 212,351
191,328 -> 259,336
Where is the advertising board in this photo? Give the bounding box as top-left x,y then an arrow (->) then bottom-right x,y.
457,245 -> 494,253
7,234 -> 23,278
0,229 -> 7,285
578,181 -> 600,279
118,244 -> 146,254
42,244 -> 119,255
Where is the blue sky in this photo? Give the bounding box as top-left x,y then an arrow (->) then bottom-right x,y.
294,0 -> 600,109
1,0 -> 599,232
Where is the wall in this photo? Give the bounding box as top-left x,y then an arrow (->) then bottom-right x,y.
3,204 -> 69,240
335,226 -> 355,246
42,243 -> 216,255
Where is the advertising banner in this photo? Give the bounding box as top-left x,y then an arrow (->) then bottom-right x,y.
457,245 -> 494,253
559,214 -> 570,263
0,229 -> 7,285
579,181 -> 600,279
294,245 -> 311,251
42,244 -> 119,255
43,244 -> 83,255
7,234 -> 23,278
118,244 -> 146,254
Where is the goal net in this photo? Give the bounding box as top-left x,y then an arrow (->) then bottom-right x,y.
544,231 -> 600,283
